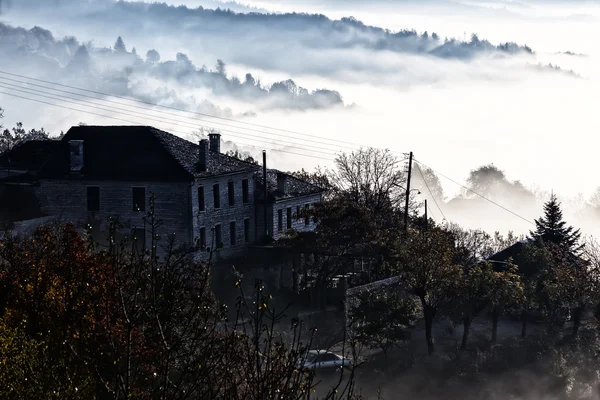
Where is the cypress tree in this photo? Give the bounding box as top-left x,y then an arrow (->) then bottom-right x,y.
530,194 -> 581,252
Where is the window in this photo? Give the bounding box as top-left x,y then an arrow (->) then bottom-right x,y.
230,221 -> 236,246
198,186 -> 205,212
213,184 -> 220,209
242,179 -> 249,203
244,218 -> 250,242
132,227 -> 146,252
132,187 -> 146,211
199,227 -> 206,248
214,224 -> 222,248
286,207 -> 292,229
87,186 -> 100,212
228,181 -> 235,207
304,204 -> 310,226
277,209 -> 283,231
296,205 -> 301,220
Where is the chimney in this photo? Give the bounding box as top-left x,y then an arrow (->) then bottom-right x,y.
197,139 -> 209,172
69,140 -> 84,172
277,172 -> 287,193
208,133 -> 221,153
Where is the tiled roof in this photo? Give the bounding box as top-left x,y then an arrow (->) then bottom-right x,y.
255,169 -> 324,202
18,126 -> 259,181
0,140 -> 60,171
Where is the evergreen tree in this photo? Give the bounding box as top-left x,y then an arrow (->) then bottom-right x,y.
530,194 -> 581,252
114,36 -> 126,52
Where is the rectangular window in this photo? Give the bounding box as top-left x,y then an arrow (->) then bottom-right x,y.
304,204 -> 310,226
132,227 -> 146,253
296,205 -> 301,221
230,221 -> 236,246
132,187 -> 146,211
87,186 -> 100,212
278,209 -> 283,232
213,184 -> 220,209
228,181 -> 235,207
242,179 -> 249,203
198,186 -> 205,212
214,224 -> 222,248
199,227 -> 206,248
244,218 -> 250,242
287,207 -> 292,229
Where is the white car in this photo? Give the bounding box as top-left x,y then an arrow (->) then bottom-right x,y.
300,350 -> 351,371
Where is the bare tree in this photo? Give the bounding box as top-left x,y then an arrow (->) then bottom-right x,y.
329,147 -> 407,215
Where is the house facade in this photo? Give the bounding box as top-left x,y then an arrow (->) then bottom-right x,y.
0,125 -> 324,259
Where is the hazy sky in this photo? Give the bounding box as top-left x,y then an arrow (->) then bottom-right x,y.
1,0 -> 599,235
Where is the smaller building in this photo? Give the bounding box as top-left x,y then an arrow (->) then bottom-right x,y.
254,169 -> 324,241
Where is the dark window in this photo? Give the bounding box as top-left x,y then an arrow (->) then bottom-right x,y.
228,181 -> 235,206
277,209 -> 283,231
244,218 -> 250,242
132,187 -> 146,211
242,179 -> 249,203
132,227 -> 146,253
296,205 -> 301,220
70,141 -> 80,156
198,186 -> 205,212
214,224 -> 222,248
230,221 -> 236,246
87,186 -> 100,212
304,204 -> 310,226
199,227 -> 206,248
286,207 -> 292,229
213,184 -> 220,209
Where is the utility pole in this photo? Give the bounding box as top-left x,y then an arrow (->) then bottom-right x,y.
424,199 -> 428,232
263,150 -> 268,238
404,151 -> 413,232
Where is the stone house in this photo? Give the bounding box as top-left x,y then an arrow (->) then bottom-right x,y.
0,125 -> 324,259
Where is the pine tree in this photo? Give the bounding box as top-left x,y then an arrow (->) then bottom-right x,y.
114,36 -> 126,52
530,194 -> 581,252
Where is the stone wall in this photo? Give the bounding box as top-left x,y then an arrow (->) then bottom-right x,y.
191,170 -> 257,261
36,179 -> 194,252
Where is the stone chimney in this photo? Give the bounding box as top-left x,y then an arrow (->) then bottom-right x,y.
69,140 -> 84,172
197,139 -> 209,172
208,133 -> 221,153
277,172 -> 287,193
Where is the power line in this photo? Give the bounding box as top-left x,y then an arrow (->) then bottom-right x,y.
414,158 -> 534,225
0,81 -> 339,157
0,90 -> 336,161
0,69 -> 378,151
415,161 -> 447,221
0,74 -> 355,153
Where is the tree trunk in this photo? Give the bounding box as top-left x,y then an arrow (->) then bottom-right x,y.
521,311 -> 528,338
461,316 -> 471,350
491,308 -> 499,344
424,305 -> 436,355
572,306 -> 583,338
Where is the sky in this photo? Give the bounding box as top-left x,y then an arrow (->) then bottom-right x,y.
1,0 -> 599,236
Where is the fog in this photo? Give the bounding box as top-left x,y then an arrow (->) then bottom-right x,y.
1,0 -> 600,239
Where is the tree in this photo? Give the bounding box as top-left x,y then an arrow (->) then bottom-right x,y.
226,149 -> 258,165
114,36 -> 126,52
396,228 -> 462,354
146,49 -> 160,63
349,285 -> 419,362
329,147 -> 408,218
466,164 -> 507,197
216,59 -> 226,76
487,263 -> 524,343
290,167 -> 332,194
412,162 -> 444,202
530,194 -> 582,253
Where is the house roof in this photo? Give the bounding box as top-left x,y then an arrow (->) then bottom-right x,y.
7,126 -> 259,181
254,169 -> 324,202
0,140 -> 60,171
